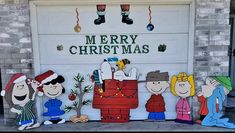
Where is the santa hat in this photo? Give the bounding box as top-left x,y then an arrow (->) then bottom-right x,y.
35,70 -> 58,96
1,73 -> 27,96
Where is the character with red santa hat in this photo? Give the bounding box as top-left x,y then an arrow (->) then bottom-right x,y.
1,73 -> 41,130
35,70 -> 66,125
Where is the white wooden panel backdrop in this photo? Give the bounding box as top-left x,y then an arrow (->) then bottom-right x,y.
30,0 -> 195,122
38,34 -> 189,64
37,5 -> 189,34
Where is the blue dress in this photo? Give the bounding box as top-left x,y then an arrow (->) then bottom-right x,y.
43,99 -> 65,117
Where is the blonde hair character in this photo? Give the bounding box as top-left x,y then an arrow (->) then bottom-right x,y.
171,72 -> 195,124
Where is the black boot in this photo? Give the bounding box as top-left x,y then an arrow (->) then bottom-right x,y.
94,15 -> 105,25
122,15 -> 133,25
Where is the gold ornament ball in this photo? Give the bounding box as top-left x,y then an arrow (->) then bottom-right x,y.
74,24 -> 81,32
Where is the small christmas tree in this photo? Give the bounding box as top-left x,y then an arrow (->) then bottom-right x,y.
64,73 -> 93,123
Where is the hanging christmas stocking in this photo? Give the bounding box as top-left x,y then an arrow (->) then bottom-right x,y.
94,4 -> 106,25
121,4 -> 133,25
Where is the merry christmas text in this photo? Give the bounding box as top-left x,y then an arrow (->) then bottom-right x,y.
69,35 -> 149,55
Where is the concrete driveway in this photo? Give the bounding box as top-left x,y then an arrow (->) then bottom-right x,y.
0,119 -> 235,132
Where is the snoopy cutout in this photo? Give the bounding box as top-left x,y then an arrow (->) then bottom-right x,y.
100,60 -> 112,80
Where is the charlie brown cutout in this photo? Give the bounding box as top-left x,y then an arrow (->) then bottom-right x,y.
1,73 -> 41,130
171,72 -> 195,124
145,71 -> 170,121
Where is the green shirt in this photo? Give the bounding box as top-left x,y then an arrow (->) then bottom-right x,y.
14,100 -> 36,124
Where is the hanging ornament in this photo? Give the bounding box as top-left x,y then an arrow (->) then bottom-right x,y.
147,5 -> 154,31
74,8 -> 81,32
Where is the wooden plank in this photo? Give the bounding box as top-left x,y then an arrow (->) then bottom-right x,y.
187,0 -> 195,74
30,0 -> 193,6
29,2 -> 44,124
30,0 -> 194,121
37,5 -> 189,34
38,34 -> 189,64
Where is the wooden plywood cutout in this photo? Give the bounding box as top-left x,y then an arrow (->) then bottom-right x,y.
171,72 -> 195,124
145,70 -> 170,121
101,60 -> 113,80
92,59 -> 138,122
196,77 -> 219,124
1,73 -> 40,130
64,73 -> 93,123
200,76 -> 235,128
114,59 -> 137,81
94,4 -> 133,25
35,70 -> 66,125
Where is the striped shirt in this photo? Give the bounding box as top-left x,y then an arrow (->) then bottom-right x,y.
14,100 -> 36,124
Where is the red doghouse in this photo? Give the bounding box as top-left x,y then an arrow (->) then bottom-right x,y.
93,79 -> 138,123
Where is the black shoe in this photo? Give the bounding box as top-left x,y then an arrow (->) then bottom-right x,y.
175,119 -> 194,125
122,15 -> 133,25
49,119 -> 62,124
94,15 -> 105,25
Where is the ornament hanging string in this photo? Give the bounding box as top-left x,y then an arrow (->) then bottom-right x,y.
76,8 -> 79,25
74,8 -> 81,32
147,5 -> 154,31
148,5 -> 152,24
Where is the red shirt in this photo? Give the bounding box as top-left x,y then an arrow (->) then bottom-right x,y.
197,95 -> 219,115
198,95 -> 208,115
145,94 -> 165,112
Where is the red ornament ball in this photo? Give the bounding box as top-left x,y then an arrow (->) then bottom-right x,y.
68,93 -> 76,101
